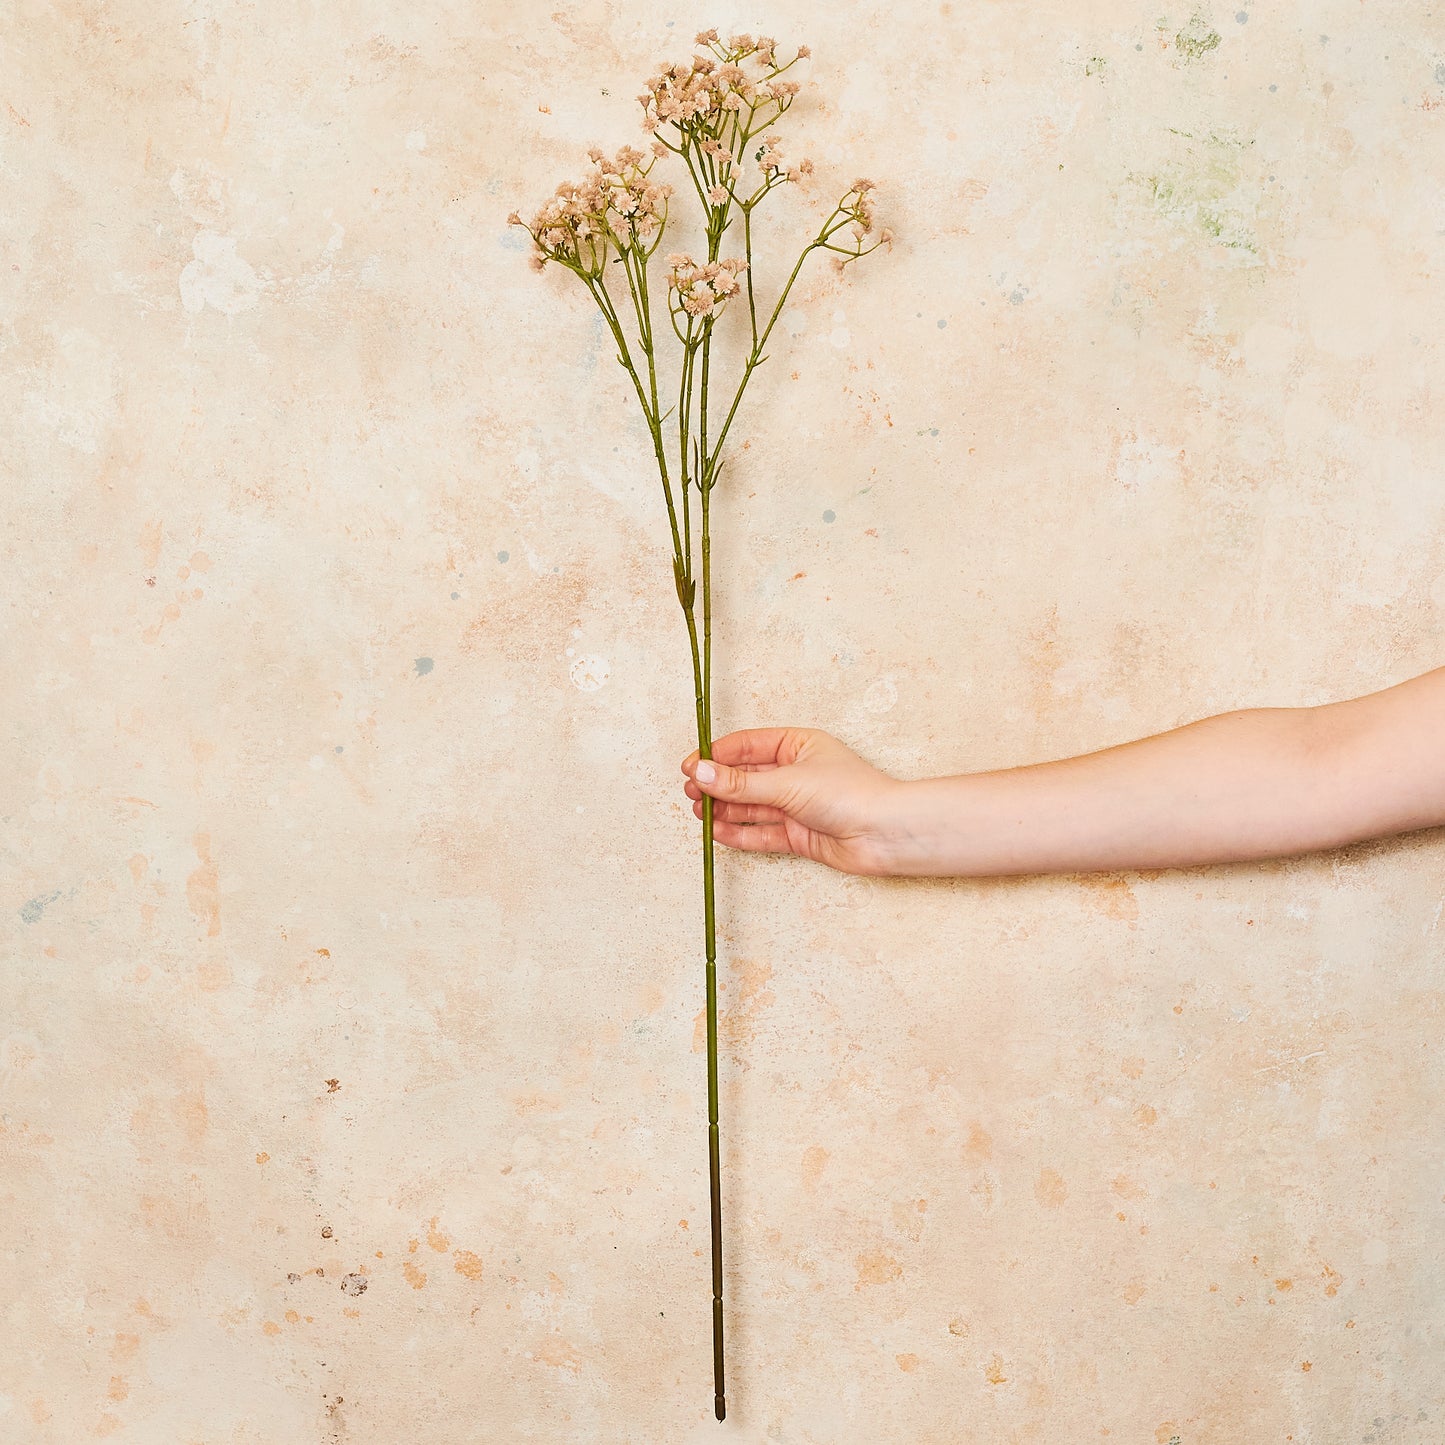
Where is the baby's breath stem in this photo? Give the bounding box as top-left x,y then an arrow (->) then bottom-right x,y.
742,207 -> 759,354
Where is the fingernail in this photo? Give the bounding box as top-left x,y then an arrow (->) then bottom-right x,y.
696,761 -> 716,784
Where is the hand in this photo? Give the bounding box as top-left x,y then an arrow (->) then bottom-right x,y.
679,727 -> 910,876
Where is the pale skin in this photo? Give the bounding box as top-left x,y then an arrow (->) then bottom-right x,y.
678,663 -> 1445,878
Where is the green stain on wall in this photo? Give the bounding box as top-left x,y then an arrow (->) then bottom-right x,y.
1175,13 -> 1223,61
1137,127 -> 1261,258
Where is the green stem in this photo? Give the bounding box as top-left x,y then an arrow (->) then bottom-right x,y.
677,471 -> 721,1421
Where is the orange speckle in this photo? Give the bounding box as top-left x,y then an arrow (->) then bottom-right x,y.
94,1414 -> 122,1437
402,1259 -> 427,1290
111,1333 -> 139,1362
1134,1104 -> 1158,1126
262,1320 -> 281,1336
407,1238 -> 419,1253
453,1250 -> 484,1282
375,1250 -> 384,1258
185,832 -> 221,937
1116,1211 -> 1127,1222
316,947 -> 330,957
1275,1278 -> 1293,1291
139,518 -> 163,567
1301,1360 -> 1312,1371
1112,1174 -> 1147,1200
106,1376 -> 128,1402
1081,874 -> 1139,927
984,1353 -> 1008,1385
255,1152 -> 269,1164
533,1335 -> 582,1372
196,960 -> 230,991
802,1144 -> 829,1190
855,1247 -> 902,1289
1122,1280 -> 1147,1305
284,1309 -> 299,1324
1035,1167 -> 1067,1208
1172,1002 -> 1184,1014
427,1216 -> 450,1252
896,1352 -> 920,1372
964,1122 -> 992,1163
1345,1319 -> 1355,1328
789,571 -> 807,581
1120,1057 -> 1145,1079
1322,1263 -> 1341,1297
678,1219 -> 688,1230
343,1306 -> 361,1318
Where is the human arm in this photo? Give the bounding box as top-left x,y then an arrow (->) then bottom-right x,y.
678,664 -> 1445,878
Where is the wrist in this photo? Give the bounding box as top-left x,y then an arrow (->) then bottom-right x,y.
874,775 -> 963,877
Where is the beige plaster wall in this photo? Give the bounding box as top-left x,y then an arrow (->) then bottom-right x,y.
5,2 -> 1445,1441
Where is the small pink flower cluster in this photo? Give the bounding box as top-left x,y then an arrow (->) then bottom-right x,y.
848,177 -> 883,240
638,31 -> 807,134
510,144 -> 673,272
754,133 -> 815,185
666,253 -> 749,320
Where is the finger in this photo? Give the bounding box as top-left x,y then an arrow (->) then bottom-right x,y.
692,798 -> 788,825
692,756 -> 796,810
684,774 -> 786,809
679,734 -> 786,780
711,819 -> 794,854
708,728 -> 799,767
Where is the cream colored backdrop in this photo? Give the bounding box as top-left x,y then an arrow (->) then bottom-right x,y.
6,2 -> 1445,1441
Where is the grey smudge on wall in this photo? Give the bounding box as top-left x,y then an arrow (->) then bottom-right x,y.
20,888 -> 63,924
414,657 -> 434,675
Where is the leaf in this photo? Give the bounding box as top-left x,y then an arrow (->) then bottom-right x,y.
672,554 -> 695,610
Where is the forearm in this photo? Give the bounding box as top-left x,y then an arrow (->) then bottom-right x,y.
884,706 -> 1355,878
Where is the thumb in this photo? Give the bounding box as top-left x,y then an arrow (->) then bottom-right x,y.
694,758 -> 793,810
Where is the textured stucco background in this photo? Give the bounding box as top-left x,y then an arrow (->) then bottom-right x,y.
5,2 -> 1445,1441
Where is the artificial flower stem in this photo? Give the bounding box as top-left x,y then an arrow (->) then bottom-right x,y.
679,542 -> 723,1420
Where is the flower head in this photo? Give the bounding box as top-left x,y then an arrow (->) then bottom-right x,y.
518,145 -> 672,273
667,253 -> 749,321
640,34 -> 809,136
